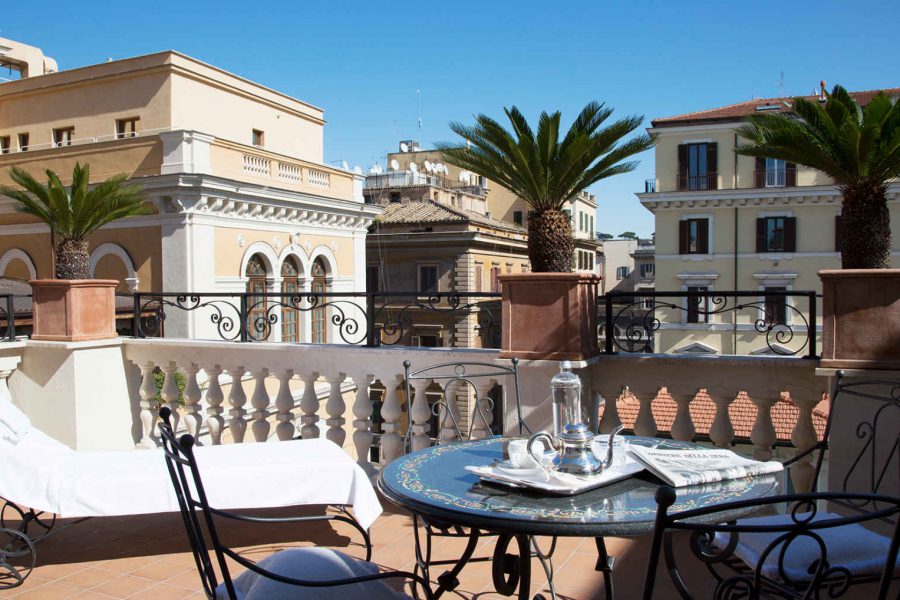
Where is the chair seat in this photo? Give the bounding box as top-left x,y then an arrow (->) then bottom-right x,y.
715,512 -> 900,582
215,547 -> 410,600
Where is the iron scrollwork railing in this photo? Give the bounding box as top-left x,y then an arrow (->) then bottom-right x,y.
0,295 -> 20,342
601,290 -> 819,358
132,291 -> 502,348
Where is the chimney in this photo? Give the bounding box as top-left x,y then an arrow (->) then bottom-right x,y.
820,80 -> 827,99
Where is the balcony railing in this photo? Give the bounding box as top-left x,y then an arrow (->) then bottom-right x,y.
676,172 -> 718,191
754,166 -> 797,188
364,172 -> 487,197
644,179 -> 656,193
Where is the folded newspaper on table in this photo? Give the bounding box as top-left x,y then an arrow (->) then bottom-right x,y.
465,458 -> 644,495
628,445 -> 783,488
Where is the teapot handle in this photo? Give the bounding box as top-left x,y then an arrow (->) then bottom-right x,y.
527,432 -> 555,471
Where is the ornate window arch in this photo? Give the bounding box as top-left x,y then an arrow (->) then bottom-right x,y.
245,253 -> 270,340
0,248 -> 37,281
281,255 -> 301,342
311,257 -> 328,343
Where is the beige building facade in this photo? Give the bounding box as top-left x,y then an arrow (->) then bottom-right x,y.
639,86 -> 900,355
0,39 -> 378,341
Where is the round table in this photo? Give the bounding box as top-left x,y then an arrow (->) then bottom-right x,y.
378,436 -> 779,600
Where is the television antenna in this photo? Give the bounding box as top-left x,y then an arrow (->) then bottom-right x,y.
423,160 -> 433,172
340,160 -> 350,171
400,142 -> 409,152
353,166 -> 363,175
390,159 -> 400,170
779,70 -> 785,97
417,89 -> 423,133
409,162 -> 419,173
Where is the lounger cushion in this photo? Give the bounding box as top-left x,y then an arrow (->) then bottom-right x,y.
0,386 -> 30,443
215,547 -> 409,599
715,512 -> 900,582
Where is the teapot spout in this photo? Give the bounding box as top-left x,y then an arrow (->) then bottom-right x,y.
601,425 -> 625,470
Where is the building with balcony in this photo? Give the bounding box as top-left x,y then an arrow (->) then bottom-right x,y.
0,38 -> 377,341
638,84 -> 900,355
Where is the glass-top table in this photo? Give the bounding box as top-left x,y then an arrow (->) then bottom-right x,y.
377,436 -> 779,600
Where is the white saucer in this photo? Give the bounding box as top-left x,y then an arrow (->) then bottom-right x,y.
493,459 -> 545,478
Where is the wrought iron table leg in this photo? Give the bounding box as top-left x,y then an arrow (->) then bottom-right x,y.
411,514 -> 433,599
492,533 -> 535,599
433,528 -> 480,600
595,536 -> 615,600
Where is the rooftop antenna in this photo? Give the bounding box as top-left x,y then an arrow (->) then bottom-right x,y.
779,70 -> 785,97
390,158 -> 400,171
417,89 -> 423,133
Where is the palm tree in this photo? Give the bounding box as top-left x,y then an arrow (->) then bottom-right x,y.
736,85 -> 900,269
0,163 -> 149,279
437,102 -> 654,272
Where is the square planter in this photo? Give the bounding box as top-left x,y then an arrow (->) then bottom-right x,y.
499,273 -> 601,361
819,269 -> 900,369
29,279 -> 118,342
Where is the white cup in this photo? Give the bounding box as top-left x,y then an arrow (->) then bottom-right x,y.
508,439 -> 542,469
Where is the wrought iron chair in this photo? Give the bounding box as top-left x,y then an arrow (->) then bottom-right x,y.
643,487 -> 900,599
158,407 -> 432,600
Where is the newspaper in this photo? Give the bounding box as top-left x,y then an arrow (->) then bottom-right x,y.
628,445 -> 783,488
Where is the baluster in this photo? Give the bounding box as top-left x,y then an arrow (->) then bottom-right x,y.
205,365 -> 225,445
438,382 -> 462,443
250,368 -> 271,442
182,363 -> 202,439
469,380 -> 495,439
709,392 -> 736,448
325,372 -> 347,447
670,390 -> 696,442
598,387 -> 623,434
790,393 -> 819,492
380,376 -> 403,462
161,362 -> 181,433
351,372 -> 375,475
228,366 -> 247,443
275,369 -> 296,441
633,387 -> 658,437
299,372 -> 320,439
411,379 -> 433,451
750,394 -> 778,461
136,362 -> 158,448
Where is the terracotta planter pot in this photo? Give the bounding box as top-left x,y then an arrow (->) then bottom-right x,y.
499,273 -> 601,361
819,269 -> 900,370
29,279 -> 118,342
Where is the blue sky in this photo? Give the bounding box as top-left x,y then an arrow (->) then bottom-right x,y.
5,0 -> 898,236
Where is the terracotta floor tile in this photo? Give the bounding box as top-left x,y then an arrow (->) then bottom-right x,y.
129,559 -> 192,583
59,568 -> 119,590
13,581 -> 82,599
159,568 -> 203,592
89,575 -> 156,598
66,592 -> 118,600
126,582 -> 196,599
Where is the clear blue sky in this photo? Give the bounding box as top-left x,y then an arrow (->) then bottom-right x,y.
5,1 -> 898,236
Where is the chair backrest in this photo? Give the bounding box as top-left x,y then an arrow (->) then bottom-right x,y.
643,486 -> 900,600
401,358 -> 527,453
158,407 -> 238,600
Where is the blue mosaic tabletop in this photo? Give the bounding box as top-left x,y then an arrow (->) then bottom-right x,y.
378,437 -> 779,537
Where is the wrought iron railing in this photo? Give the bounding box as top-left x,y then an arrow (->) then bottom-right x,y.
600,290 -> 819,358
676,172 -> 718,191
131,291 -> 502,348
0,295 -> 19,342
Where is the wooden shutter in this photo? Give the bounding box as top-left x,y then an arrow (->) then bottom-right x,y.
786,162 -> 797,187
679,220 -> 689,254
677,144 -> 688,190
834,215 -> 842,252
706,143 -> 718,190
698,219 -> 710,253
784,217 -> 797,252
755,157 -> 766,188
756,218 -> 767,252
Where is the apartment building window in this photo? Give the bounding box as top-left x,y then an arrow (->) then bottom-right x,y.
686,286 -> 710,323
17,133 -> 29,152
281,257 -> 301,343
764,286 -> 788,325
491,265 -> 501,293
419,265 -> 438,293
678,218 -> 709,254
640,263 -> 654,278
414,334 -> 441,347
563,209 -> 572,226
506,263 -> 513,274
245,254 -> 269,341
311,258 -> 328,344
252,129 -> 265,147
116,118 -> 139,139
0,136 -> 9,154
616,266 -> 628,279
756,216 -> 796,253
513,211 -> 523,226
53,127 -> 75,147
366,265 -> 380,292
389,192 -> 401,203
677,142 -> 717,190
754,157 -> 796,188
474,264 -> 483,292
590,215 -> 594,235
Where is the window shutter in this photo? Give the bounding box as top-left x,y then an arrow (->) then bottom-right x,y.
785,162 -> 797,187
698,219 -> 710,253
834,215 -> 842,252
677,144 -> 688,189
756,218 -> 767,252
706,143 -> 718,189
679,220 -> 689,254
784,217 -> 797,252
755,157 -> 766,188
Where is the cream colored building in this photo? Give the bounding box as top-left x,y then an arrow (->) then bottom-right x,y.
0,39 -> 378,342
639,85 -> 900,355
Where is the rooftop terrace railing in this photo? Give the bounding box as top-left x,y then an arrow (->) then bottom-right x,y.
0,295 -> 19,341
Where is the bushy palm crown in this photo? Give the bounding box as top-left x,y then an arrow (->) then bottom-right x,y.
0,163 -> 149,242
735,86 -> 900,188
436,102 -> 654,212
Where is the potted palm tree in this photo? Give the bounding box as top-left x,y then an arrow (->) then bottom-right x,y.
438,102 -> 653,359
0,163 -> 149,341
736,85 -> 900,368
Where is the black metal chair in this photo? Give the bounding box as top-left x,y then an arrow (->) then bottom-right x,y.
158,407 -> 432,600
643,487 -> 900,599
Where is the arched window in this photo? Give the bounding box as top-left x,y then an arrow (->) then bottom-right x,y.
311,257 -> 328,344
245,254 -> 269,340
281,256 -> 301,343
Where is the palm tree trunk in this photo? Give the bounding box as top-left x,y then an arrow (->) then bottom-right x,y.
55,239 -> 90,279
527,209 -> 574,272
840,182 -> 892,269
